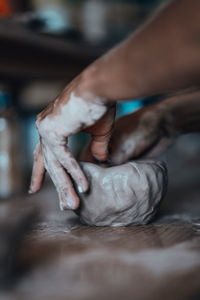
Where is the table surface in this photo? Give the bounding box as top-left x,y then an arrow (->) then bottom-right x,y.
1,136 -> 200,300
0,179 -> 199,300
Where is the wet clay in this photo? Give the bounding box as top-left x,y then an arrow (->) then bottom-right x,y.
76,160 -> 168,226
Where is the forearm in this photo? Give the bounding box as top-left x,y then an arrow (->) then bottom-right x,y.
79,0 -> 200,102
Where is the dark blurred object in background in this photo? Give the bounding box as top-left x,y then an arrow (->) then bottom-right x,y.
0,84 -> 25,199
0,0 -> 30,15
0,0 -> 12,16
28,0 -> 158,46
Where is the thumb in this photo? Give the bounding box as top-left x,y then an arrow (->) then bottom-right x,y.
84,105 -> 116,162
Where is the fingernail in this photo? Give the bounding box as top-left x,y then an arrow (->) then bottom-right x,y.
28,188 -> 33,194
78,180 -> 89,193
78,186 -> 83,193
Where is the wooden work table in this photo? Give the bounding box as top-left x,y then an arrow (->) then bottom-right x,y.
0,172 -> 200,300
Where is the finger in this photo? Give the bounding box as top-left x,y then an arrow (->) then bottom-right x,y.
90,132 -> 112,161
79,139 -> 95,163
87,105 -> 116,161
41,142 -> 80,210
29,141 -> 46,194
52,144 -> 89,193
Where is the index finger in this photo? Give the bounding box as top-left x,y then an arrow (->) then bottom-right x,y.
29,141 -> 46,194
52,143 -> 89,193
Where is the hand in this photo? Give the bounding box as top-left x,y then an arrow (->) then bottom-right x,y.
109,104 -> 176,164
81,102 -> 174,164
110,87 -> 200,164
29,74 -> 116,210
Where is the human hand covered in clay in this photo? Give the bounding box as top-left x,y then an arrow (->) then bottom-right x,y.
29,75 -> 116,210
109,105 -> 174,164
110,89 -> 200,164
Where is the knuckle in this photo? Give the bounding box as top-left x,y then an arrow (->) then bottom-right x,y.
36,118 -> 48,138
36,114 -> 42,128
36,114 -> 48,136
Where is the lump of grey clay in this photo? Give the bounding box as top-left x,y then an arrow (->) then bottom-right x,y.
76,161 -> 167,227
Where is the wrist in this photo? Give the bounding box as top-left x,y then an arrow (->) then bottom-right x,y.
75,64 -> 110,105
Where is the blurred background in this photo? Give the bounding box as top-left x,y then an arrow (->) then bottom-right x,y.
0,0 -> 165,199
0,0 -> 200,211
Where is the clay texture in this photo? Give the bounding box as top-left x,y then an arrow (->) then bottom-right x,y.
76,161 -> 168,226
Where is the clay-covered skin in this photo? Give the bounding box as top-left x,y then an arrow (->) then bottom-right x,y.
76,160 -> 168,227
